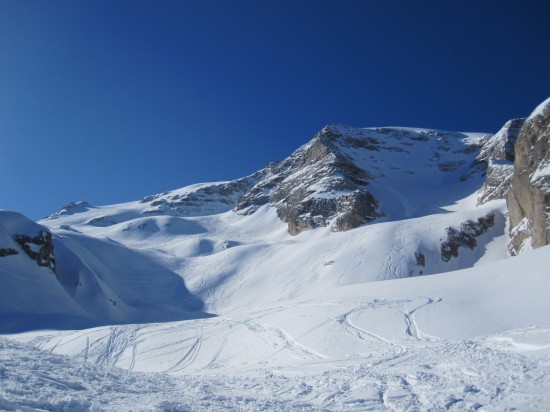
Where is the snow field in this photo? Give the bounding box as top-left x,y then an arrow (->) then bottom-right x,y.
6,244 -> 550,410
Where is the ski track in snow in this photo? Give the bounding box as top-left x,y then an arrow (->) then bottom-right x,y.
5,294 -> 549,411
3,325 -> 550,411
165,333 -> 203,373
232,317 -> 327,361
338,306 -> 400,346
380,221 -> 420,281
403,297 -> 442,342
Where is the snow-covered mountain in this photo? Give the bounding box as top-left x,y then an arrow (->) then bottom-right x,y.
0,210 -> 209,333
1,125 -> 502,326
1,97 -> 549,410
44,125 -> 491,234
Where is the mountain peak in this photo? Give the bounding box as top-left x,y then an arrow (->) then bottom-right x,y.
235,125 -> 488,234
44,201 -> 93,221
41,125 -> 490,236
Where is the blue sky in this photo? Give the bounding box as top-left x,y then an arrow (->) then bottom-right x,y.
1,0 -> 549,220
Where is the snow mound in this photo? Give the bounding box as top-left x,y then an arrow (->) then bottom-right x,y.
0,211 -> 210,333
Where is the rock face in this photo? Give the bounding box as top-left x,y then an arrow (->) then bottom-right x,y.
477,160 -> 515,205
12,230 -> 57,273
507,98 -> 550,255
477,118 -> 525,205
141,172 -> 268,217
45,125 -> 487,236
0,211 -> 57,273
478,118 -> 524,163
236,126 -> 383,234
440,214 -> 495,262
0,248 -> 19,257
235,125 -> 484,234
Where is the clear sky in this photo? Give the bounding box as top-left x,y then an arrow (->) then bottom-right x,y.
1,0 -> 549,220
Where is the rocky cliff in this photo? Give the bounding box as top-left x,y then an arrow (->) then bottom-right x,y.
440,213 -> 495,262
45,125 -> 487,236
507,97 -> 550,255
477,118 -> 525,205
235,126 -> 383,234
235,125 -> 485,234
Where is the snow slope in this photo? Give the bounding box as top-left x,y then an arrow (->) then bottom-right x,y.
32,195 -> 509,316
18,244 -> 550,371
0,211 -> 210,333
3,326 -> 550,411
5,246 -> 550,410
23,123 -> 507,318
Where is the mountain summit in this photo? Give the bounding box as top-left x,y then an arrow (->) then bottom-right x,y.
235,125 -> 488,234
45,125 -> 490,235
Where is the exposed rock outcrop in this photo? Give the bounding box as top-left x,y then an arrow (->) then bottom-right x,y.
235,125 -> 483,234
414,252 -> 425,272
12,230 -> 56,273
477,118 -> 525,205
478,118 -> 524,163
507,97 -> 550,255
0,248 -> 19,257
477,160 -> 515,205
236,126 -> 383,234
440,214 -> 495,262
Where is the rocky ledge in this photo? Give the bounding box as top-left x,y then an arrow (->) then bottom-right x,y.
12,230 -> 56,273
477,118 -> 525,205
440,214 -> 495,262
0,248 -> 18,257
236,126 -> 384,234
235,125 -> 483,234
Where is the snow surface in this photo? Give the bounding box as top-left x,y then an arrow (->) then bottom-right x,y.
3,326 -> 550,411
527,96 -> 550,120
3,245 -> 550,410
531,159 -> 550,184
1,124 -> 550,410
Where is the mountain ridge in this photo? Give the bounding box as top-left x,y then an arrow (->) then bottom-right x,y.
45,125 -> 491,235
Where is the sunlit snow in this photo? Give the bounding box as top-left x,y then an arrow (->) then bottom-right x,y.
1,124 -> 549,411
